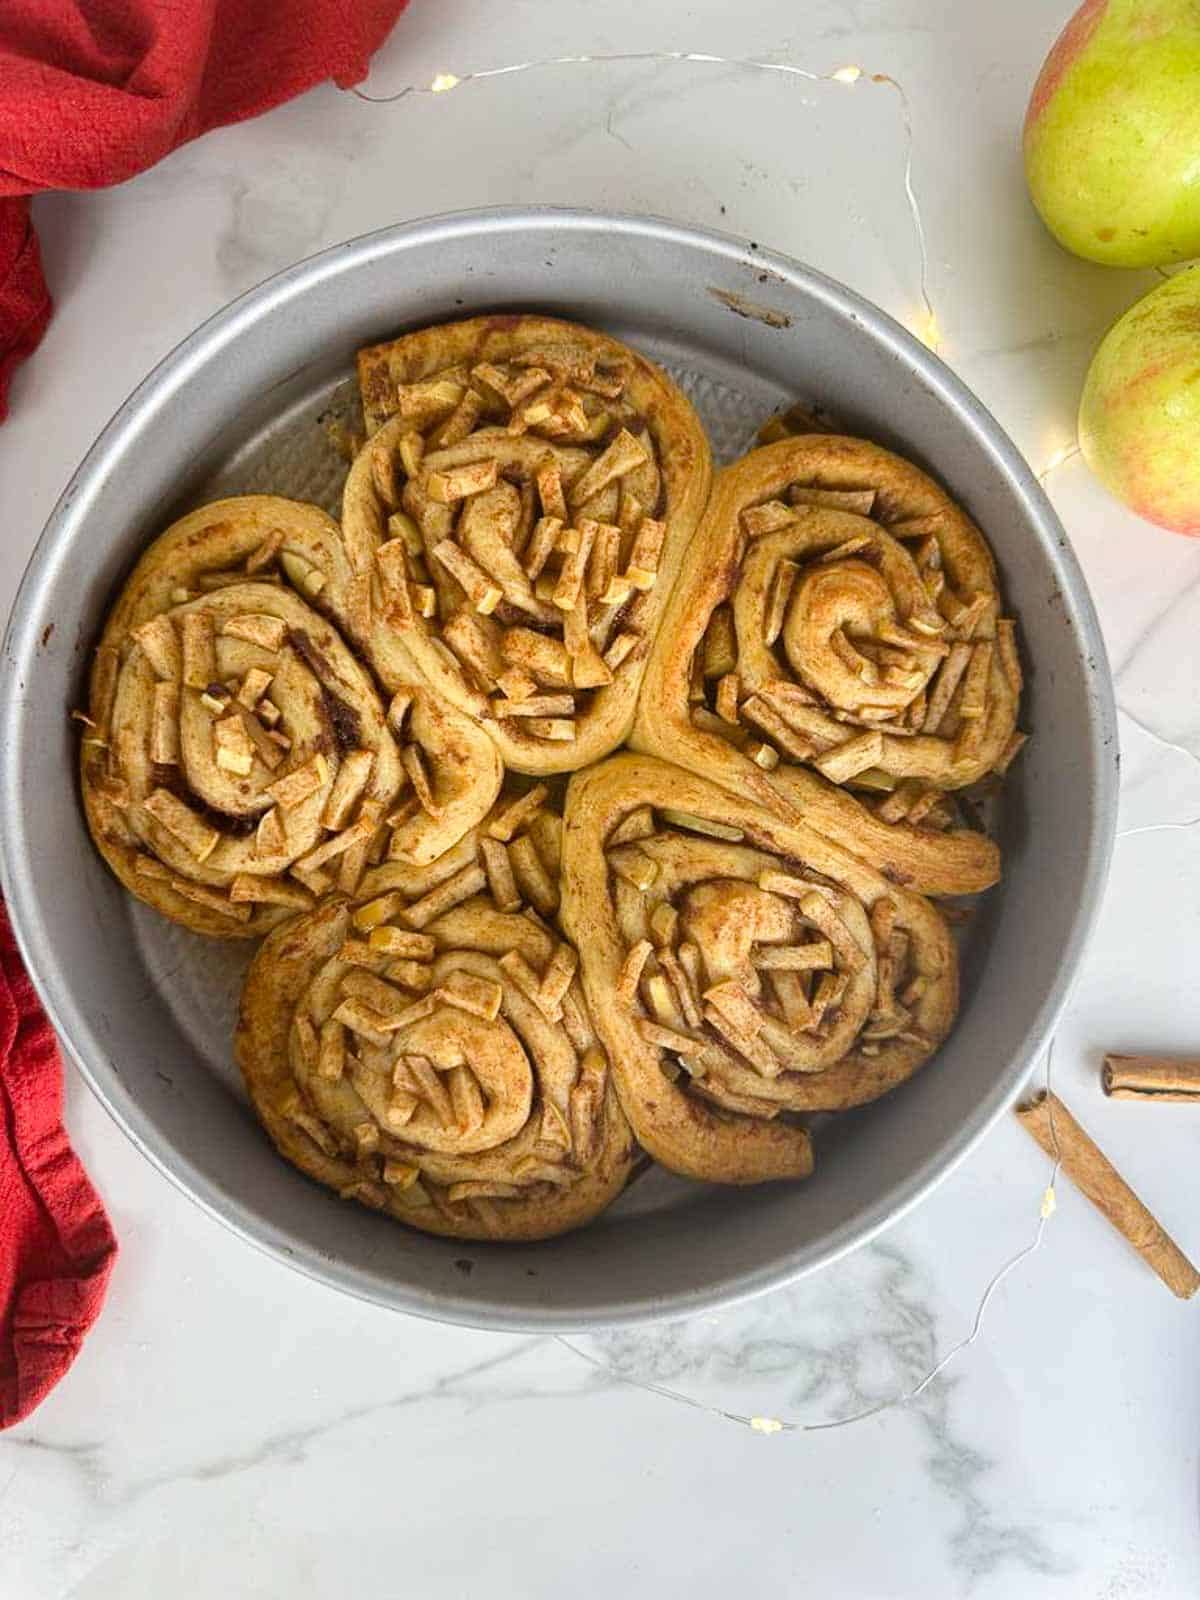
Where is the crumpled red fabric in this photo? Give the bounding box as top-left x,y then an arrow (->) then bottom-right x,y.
0,1 -> 411,1426
1,901 -> 117,1428
0,0 -> 409,419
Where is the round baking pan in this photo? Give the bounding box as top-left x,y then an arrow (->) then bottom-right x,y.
0,210 -> 1117,1329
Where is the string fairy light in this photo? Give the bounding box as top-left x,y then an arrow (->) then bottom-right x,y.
1117,814 -> 1200,841
556,1041 -> 1064,1436
1115,705 -> 1200,841
346,46 -> 1156,469
348,41 -> 1195,1432
1118,704 -> 1198,763
349,49 -> 941,352
1037,442 -> 1082,484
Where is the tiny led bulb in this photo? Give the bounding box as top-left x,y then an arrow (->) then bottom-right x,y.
912,310 -> 943,354
750,1416 -> 784,1435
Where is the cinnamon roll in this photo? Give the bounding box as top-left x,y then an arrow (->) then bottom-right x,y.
342,314 -> 712,772
236,788 -> 635,1239
81,497 -> 500,935
634,436 -> 1025,895
560,754 -> 958,1184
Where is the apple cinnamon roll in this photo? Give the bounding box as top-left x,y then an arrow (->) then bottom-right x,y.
343,314 -> 712,772
236,788 -> 635,1240
560,754 -> 958,1185
81,497 -> 501,936
634,436 -> 1025,895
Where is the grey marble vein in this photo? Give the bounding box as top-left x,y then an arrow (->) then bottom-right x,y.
584,1240 -> 1073,1589
1,1242 -> 1072,1589
0,1338 -> 609,1515
1113,571 -> 1200,685
213,166 -> 339,293
1113,572 -> 1200,710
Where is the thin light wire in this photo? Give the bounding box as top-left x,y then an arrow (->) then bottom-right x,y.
1037,443 -> 1082,484
1117,702 -> 1199,765
1117,816 -> 1200,840
556,1039 -> 1063,1436
348,49 -> 938,344
345,49 -> 1147,479
1116,705 -> 1200,840
353,50 -> 849,104
871,73 -> 935,341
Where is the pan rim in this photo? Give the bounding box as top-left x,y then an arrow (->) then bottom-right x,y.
0,206 -> 1117,1330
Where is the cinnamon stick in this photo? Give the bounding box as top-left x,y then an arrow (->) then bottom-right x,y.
1103,1054 -> 1200,1104
1015,1090 -> 1199,1301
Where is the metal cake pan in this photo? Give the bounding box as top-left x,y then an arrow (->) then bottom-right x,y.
0,209 -> 1117,1330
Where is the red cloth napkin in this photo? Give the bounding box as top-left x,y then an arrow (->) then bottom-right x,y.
0,2 -> 412,1425
0,0 -> 410,419
1,901 -> 117,1428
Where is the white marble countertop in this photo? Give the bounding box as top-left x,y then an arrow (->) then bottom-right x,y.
2,2 -> 1198,1595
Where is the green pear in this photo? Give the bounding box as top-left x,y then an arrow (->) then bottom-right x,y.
1023,0 -> 1200,267
1078,266 -> 1200,534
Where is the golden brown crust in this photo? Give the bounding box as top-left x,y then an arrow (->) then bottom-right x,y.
344,315 -> 712,774
560,754 -> 958,1184
77,334 -> 1024,1224
235,789 -> 636,1240
81,496 -> 500,936
632,435 -> 1021,895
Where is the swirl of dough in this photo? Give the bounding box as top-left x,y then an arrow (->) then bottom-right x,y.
560,753 -> 958,1185
634,435 -> 1027,896
236,788 -> 635,1240
81,497 -> 499,934
341,314 -> 712,773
